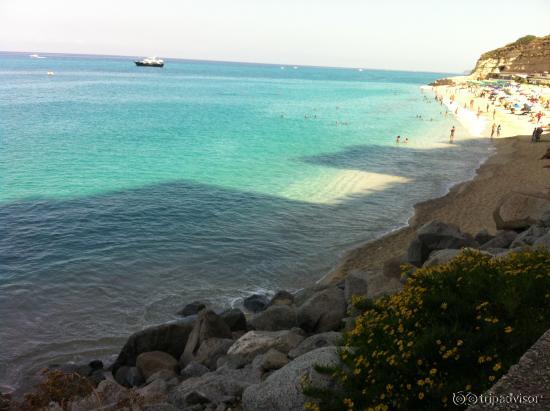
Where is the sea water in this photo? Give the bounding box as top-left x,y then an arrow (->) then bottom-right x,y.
0,53 -> 491,391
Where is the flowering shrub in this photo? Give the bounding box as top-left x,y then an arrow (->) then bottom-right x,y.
306,249 -> 550,410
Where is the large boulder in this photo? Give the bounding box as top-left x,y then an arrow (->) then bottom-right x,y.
269,290 -> 295,306
169,366 -> 261,409
296,287 -> 346,333
112,319 -> 194,375
288,332 -> 342,359
181,337 -> 234,369
344,271 -> 368,304
510,224 -> 549,247
406,237 -> 431,267
180,310 -> 232,366
416,220 -> 478,251
251,348 -> 289,372
243,294 -> 270,313
226,330 -> 305,364
493,193 -> 550,230
177,301 -> 207,317
408,221 -> 478,266
220,308 -> 247,332
534,232 -> 550,248
180,361 -> 210,380
480,230 -> 518,250
137,351 -> 179,381
114,365 -> 145,388
249,305 -> 297,331
242,347 -> 341,411
474,228 -> 494,246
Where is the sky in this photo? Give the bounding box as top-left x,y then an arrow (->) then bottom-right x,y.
0,0 -> 548,73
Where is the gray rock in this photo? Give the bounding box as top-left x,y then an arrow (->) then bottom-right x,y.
136,378 -> 169,404
474,228 -> 494,245
226,330 -> 305,364
511,225 -> 549,247
288,332 -> 342,359
416,220 -> 478,251
296,287 -> 346,333
480,230 -> 518,250
181,338 -> 234,370
406,237 -> 431,267
493,192 -> 550,230
538,211 -> 550,227
534,232 -> 550,248
251,349 -> 289,372
177,301 -> 208,317
114,365 -> 144,387
181,361 -> 210,379
344,272 -> 368,304
170,366 -> 261,408
269,290 -> 295,306
112,318 -> 194,375
243,294 -> 269,313
249,305 -> 297,331
242,347 -> 340,411
137,351 -> 179,381
181,310 -> 233,367
422,249 -> 462,267
216,354 -> 249,370
146,369 -> 178,384
220,308 -> 247,332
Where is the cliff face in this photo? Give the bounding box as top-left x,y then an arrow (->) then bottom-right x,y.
470,35 -> 550,79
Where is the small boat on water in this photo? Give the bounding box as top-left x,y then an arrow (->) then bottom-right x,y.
47,71 -> 55,76
30,54 -> 46,59
134,57 -> 164,67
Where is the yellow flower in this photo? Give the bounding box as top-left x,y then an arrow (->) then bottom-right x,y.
406,384 -> 412,390
504,326 -> 513,333
429,368 -> 437,376
493,363 -> 502,372
417,359 -> 423,365
418,392 -> 425,400
489,375 -> 496,382
456,339 -> 464,346
440,302 -> 448,310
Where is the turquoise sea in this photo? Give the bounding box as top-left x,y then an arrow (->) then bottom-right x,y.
0,53 -> 491,391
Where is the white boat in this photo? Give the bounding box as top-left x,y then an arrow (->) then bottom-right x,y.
30,54 -> 46,59
135,57 -> 164,67
47,71 -> 55,76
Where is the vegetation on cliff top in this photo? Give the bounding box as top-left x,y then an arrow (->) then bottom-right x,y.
306,249 -> 550,410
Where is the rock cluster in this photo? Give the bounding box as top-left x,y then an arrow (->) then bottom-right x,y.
13,192 -> 550,410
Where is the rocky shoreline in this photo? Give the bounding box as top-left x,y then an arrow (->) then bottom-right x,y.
3,184 -> 550,410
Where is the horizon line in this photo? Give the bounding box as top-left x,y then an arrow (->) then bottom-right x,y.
0,49 -> 461,76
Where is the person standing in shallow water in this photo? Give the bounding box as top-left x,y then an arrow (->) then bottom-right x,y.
497,124 -> 501,138
449,126 -> 455,143
396,135 -> 401,144
491,123 -> 496,139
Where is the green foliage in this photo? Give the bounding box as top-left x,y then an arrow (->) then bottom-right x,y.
307,249 -> 550,411
511,35 -> 537,45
